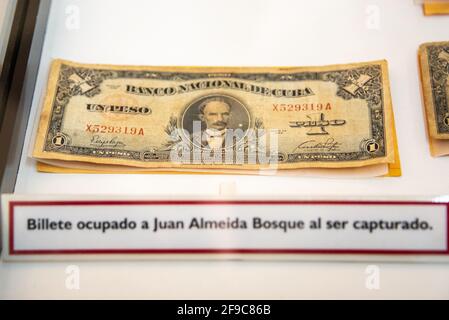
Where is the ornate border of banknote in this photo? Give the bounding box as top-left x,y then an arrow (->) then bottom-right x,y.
419,42 -> 449,139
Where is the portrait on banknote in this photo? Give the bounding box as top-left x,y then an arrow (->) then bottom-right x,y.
180,94 -> 250,151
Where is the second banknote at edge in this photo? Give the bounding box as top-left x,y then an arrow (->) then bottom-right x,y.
32,59 -> 400,176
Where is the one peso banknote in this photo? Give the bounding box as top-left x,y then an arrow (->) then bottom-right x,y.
419,41 -> 449,157
33,59 -> 399,174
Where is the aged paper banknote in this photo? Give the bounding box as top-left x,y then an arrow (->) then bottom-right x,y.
419,41 -> 449,156
423,0 -> 449,15
33,59 -> 400,176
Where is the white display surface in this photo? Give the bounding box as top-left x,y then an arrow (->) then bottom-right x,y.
1,0 -> 449,299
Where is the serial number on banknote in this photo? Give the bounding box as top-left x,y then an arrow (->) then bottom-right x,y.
85,124 -> 145,136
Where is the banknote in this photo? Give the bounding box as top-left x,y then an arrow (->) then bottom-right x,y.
422,0 -> 449,16
419,41 -> 449,156
33,59 -> 399,175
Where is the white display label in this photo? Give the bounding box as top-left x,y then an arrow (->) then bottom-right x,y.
2,197 -> 448,259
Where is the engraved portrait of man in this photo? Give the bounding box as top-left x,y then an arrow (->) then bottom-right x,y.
196,97 -> 232,150
182,95 -> 250,151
